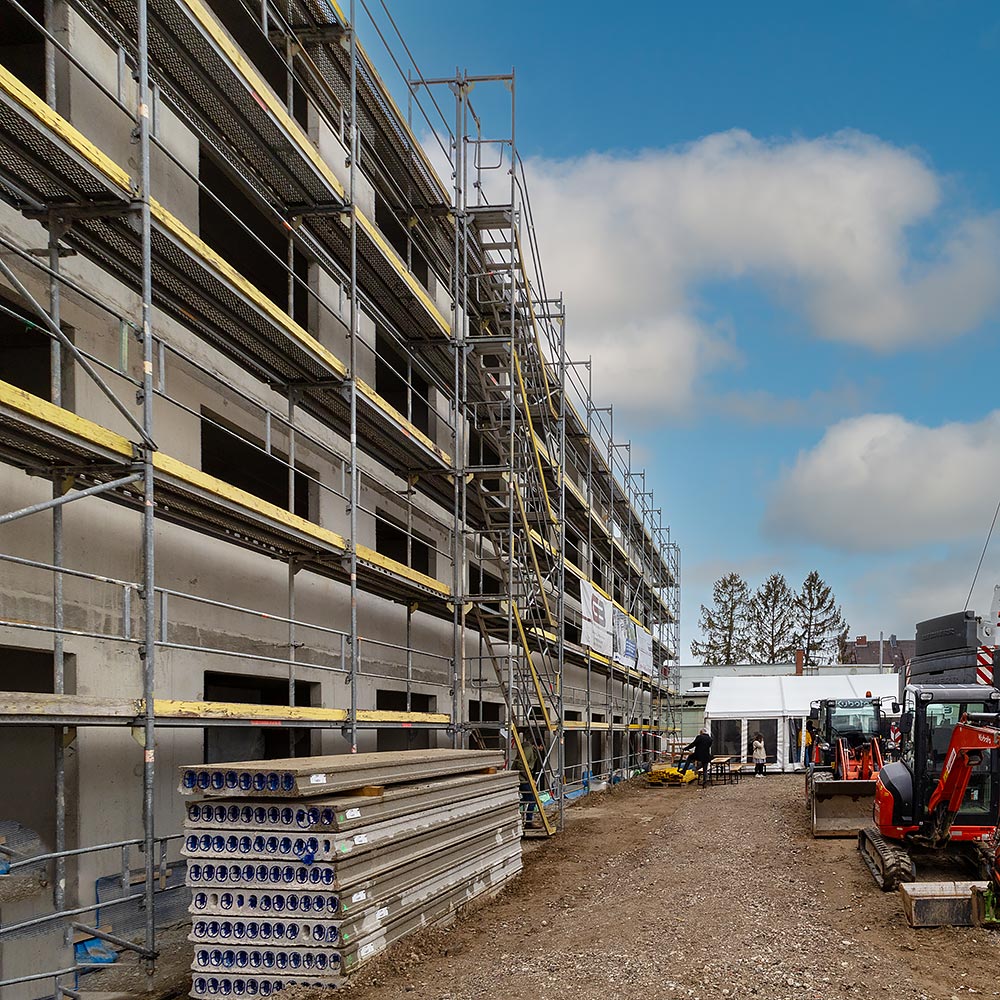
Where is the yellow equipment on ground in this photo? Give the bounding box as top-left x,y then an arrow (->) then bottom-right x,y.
646,764 -> 697,787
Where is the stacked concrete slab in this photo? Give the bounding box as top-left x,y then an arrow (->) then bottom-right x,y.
180,749 -> 521,997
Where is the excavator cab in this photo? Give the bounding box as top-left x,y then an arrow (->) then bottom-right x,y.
812,697 -> 883,765
891,685 -> 1000,830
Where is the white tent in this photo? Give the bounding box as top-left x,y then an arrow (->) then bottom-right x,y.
703,673 -> 899,771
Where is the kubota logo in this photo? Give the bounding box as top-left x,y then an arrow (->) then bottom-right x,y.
978,733 -> 995,745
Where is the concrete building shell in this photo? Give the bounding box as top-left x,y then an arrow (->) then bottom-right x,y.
0,0 -> 680,991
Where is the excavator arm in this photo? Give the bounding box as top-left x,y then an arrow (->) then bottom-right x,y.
922,718 -> 1000,846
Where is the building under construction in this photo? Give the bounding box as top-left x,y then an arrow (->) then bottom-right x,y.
0,0 -> 680,991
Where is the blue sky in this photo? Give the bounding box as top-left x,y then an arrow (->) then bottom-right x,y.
367,1 -> 1000,659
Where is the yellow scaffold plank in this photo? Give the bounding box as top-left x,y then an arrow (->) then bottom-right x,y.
355,710 -> 452,724
0,692 -> 139,719
0,694 -> 453,728
0,380 -> 134,458
154,702 -> 449,726
0,64 -> 132,191
354,542 -> 450,597
182,0 -> 347,201
322,0 -> 452,207
355,211 -> 450,337
152,453 -> 350,552
153,699 -> 349,723
356,378 -> 451,464
150,207 -> 349,379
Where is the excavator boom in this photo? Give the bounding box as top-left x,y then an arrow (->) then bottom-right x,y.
922,720 -> 1000,844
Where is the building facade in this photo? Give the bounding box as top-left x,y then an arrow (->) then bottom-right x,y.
0,0 -> 679,990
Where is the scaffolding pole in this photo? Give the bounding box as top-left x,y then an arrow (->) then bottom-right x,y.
135,0 -> 158,974
348,0 -> 360,754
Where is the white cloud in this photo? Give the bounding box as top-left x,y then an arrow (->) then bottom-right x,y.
843,547 -> 981,637
521,130 -> 1000,415
715,376 -> 876,427
763,410 -> 1000,551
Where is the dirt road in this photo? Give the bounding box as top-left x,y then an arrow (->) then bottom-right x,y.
337,774 -> 1000,1000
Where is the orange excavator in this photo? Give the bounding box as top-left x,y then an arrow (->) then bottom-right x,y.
858,684 -> 1000,891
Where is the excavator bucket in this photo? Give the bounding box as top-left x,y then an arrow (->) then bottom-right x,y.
811,778 -> 877,837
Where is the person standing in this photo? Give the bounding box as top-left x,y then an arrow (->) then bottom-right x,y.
515,733 -> 540,826
752,732 -> 767,777
799,723 -> 813,768
681,728 -> 713,787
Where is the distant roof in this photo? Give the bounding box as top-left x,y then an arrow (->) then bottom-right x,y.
846,638 -> 916,666
704,673 -> 899,720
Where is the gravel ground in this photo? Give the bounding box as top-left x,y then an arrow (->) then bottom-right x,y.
340,774 -> 1000,1000
96,774 -> 1000,1000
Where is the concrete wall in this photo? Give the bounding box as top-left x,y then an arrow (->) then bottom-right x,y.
0,3 -> 669,986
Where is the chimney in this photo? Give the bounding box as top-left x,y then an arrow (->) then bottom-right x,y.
795,649 -> 804,676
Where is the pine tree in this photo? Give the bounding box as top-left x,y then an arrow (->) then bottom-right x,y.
793,571 -> 847,667
747,572 -> 796,664
690,572 -> 751,664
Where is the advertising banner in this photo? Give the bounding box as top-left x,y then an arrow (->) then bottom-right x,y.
579,579 -> 613,657
613,609 -> 638,669
636,626 -> 654,676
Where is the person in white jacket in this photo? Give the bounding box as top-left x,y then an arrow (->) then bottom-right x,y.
751,733 -> 767,777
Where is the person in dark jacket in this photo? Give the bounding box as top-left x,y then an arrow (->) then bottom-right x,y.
679,728 -> 713,786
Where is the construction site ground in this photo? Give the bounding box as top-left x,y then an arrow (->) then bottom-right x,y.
96,774 -> 1000,1000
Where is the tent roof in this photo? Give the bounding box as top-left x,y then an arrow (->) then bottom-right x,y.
704,673 -> 899,720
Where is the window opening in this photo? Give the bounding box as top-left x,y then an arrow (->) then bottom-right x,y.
199,148 -> 310,327
375,689 -> 433,752
0,295 -> 74,405
201,0 -> 307,129
203,671 -> 317,762
468,699 -> 501,749
375,327 -> 429,434
1,0 -> 45,96
201,411 -> 313,521
375,197 -> 429,288
375,510 -> 432,576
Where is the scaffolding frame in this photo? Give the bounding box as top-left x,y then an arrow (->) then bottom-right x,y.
0,0 -> 680,991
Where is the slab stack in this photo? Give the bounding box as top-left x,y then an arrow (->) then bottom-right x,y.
179,749 -> 521,997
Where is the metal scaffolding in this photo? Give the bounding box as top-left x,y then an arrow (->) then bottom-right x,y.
0,0 -> 681,991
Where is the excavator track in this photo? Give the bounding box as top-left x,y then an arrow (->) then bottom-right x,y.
964,839 -> 996,881
858,826 -> 915,891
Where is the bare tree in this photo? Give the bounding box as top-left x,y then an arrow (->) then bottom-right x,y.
793,571 -> 847,667
837,626 -> 855,664
747,572 -> 796,664
691,572 -> 751,664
